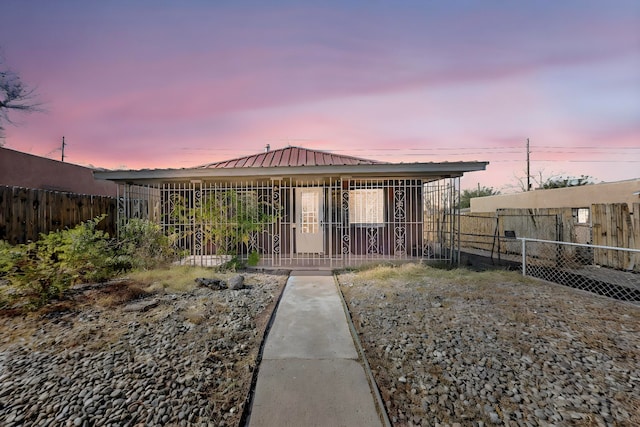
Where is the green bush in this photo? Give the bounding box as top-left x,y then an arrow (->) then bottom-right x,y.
0,240 -> 19,276
247,250 -> 260,267
0,239 -> 71,307
59,215 -> 116,283
117,218 -> 173,270
0,216 -> 174,308
0,216 -> 112,307
217,256 -> 245,272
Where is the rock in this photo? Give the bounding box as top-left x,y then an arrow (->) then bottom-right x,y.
534,409 -> 547,420
122,299 -> 159,313
228,275 -> 245,290
195,277 -> 227,290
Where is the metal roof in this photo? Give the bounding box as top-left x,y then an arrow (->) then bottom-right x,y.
198,146 -> 384,168
93,145 -> 489,184
95,161 -> 489,184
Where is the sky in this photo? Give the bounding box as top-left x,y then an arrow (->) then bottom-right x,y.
1,0 -> 639,192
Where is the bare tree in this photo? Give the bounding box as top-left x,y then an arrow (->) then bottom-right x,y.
507,169 -> 597,193
507,168 -> 559,192
0,56 -> 40,143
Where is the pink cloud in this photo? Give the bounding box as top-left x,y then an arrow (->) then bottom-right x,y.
1,1 -> 638,189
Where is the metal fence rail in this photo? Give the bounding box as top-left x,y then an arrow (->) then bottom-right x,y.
519,238 -> 640,304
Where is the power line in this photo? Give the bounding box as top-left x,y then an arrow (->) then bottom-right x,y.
489,159 -> 640,163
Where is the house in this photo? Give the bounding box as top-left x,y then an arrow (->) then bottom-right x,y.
95,146 -> 488,268
0,146 -> 117,197
461,177 -> 640,273
0,147 -> 118,244
471,178 -> 640,215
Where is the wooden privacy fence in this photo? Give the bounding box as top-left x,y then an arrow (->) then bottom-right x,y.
459,209 -> 567,258
0,186 -> 116,244
592,203 -> 640,271
461,203 -> 640,271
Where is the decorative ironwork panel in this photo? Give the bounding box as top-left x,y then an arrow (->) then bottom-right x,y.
117,187 -> 127,239
272,185 -> 281,258
395,226 -> 406,256
248,231 -> 258,253
394,188 -> 406,256
341,190 -> 350,255
194,189 -> 202,209
367,227 -> 379,254
272,187 -> 281,210
194,226 -> 203,253
272,234 -> 281,254
342,234 -> 350,254
394,188 -> 406,220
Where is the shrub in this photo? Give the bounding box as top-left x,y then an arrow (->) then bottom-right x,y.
217,256 -> 245,272
0,217 -> 113,307
0,240 -> 71,307
247,250 -> 260,267
117,218 -> 173,269
60,215 -> 116,283
0,216 -> 174,308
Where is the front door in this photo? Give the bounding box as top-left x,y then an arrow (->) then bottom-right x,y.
295,188 -> 324,253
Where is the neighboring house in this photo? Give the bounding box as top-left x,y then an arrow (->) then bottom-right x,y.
0,147 -> 117,197
95,146 -> 487,268
469,178 -> 640,247
471,178 -> 640,214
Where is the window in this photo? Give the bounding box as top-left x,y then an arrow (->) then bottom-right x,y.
350,189 -> 384,224
300,191 -> 319,234
572,208 -> 590,224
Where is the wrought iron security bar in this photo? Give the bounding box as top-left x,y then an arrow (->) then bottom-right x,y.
116,176 -> 460,268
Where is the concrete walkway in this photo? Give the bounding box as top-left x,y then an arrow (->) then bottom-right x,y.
246,272 -> 383,427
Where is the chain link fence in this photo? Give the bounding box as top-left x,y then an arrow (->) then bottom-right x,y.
519,238 -> 640,304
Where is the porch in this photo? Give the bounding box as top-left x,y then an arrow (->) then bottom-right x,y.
117,175 -> 461,268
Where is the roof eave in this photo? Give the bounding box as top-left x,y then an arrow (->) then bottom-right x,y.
94,162 -> 489,184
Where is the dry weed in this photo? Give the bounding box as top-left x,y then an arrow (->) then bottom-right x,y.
183,307 -> 207,325
90,281 -> 151,308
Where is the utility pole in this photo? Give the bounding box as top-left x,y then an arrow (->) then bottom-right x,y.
526,138 -> 530,191
61,136 -> 66,162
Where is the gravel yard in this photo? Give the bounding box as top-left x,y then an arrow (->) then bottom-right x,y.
2,264 -> 638,427
0,272 -> 287,427
337,264 -> 640,427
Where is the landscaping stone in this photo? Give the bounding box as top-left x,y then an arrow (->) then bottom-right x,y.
228,274 -> 245,290
194,277 -> 227,290
338,270 -> 640,427
121,299 -> 159,312
0,272 -> 287,427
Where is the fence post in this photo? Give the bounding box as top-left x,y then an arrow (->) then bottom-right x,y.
521,238 -> 527,276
